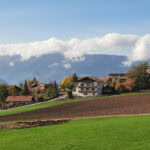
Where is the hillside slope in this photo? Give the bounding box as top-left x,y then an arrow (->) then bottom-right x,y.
1,94 -> 150,122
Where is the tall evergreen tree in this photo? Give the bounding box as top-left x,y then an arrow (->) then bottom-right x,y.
24,80 -> 29,95
72,73 -> 78,82
54,81 -> 59,97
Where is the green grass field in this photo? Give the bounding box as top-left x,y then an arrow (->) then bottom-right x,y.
1,115 -> 150,150
1,91 -> 150,116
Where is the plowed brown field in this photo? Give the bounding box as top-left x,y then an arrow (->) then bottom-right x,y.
1,94 -> 150,122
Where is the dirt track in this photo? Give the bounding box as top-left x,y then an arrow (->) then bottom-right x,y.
1,94 -> 150,122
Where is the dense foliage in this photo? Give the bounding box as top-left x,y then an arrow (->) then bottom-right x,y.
61,73 -> 78,98
47,81 -> 59,99
23,80 -> 29,95
0,84 -> 8,108
127,62 -> 150,90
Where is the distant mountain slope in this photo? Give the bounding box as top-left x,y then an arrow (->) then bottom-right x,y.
0,54 -> 130,84
0,79 -> 7,84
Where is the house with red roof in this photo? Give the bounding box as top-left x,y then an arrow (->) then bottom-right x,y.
6,96 -> 35,107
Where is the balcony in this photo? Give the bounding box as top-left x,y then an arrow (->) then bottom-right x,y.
78,90 -> 97,93
78,85 -> 97,88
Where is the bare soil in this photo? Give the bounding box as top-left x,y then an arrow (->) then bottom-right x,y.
1,94 -> 150,122
0,119 -> 70,129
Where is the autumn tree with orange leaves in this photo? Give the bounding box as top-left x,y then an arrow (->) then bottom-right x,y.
115,78 -> 135,93
61,73 -> 78,92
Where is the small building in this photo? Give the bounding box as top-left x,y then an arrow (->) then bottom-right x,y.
6,96 -> 35,107
7,85 -> 22,95
147,66 -> 150,74
31,82 -> 56,91
75,76 -> 103,97
108,73 -> 126,82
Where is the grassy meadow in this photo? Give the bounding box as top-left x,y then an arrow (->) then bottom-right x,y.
1,115 -> 150,150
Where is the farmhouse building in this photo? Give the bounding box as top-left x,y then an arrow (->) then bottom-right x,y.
108,73 -> 126,82
6,96 -> 35,107
147,66 -> 150,74
75,76 -> 103,97
7,85 -> 22,95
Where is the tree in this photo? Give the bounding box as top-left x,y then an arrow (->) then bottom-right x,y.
115,83 -> 125,93
54,81 -> 59,97
0,84 -> 8,108
23,80 -> 29,95
61,77 -> 69,89
47,87 -> 56,99
70,73 -> 78,82
127,62 -> 150,90
61,73 -> 78,98
122,78 -> 135,91
26,78 -> 38,88
115,78 -> 135,93
65,82 -> 74,90
67,91 -> 73,98
65,82 -> 74,98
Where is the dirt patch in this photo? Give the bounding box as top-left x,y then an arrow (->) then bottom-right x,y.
1,94 -> 150,122
0,119 -> 70,129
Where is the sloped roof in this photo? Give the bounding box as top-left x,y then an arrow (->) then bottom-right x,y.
7,85 -> 22,90
7,85 -> 15,88
77,76 -> 103,82
108,73 -> 126,76
100,77 -> 109,82
6,96 -> 33,102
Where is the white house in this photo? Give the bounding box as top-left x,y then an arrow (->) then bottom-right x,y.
75,76 -> 103,97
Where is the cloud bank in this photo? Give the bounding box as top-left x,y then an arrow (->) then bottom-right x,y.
123,34 -> 150,66
0,33 -> 150,65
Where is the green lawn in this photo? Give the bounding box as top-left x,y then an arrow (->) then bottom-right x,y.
1,115 -> 150,150
1,91 -> 150,116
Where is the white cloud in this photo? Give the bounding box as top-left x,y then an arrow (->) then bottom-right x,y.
64,63 -> 72,69
63,33 -> 138,60
123,34 -> 150,66
48,63 -> 59,68
2,33 -> 150,66
9,62 -> 14,67
0,33 -> 138,62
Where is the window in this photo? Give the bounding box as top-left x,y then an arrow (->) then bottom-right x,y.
81,84 -> 83,86
92,88 -> 95,91
84,93 -> 87,95
86,88 -> 89,90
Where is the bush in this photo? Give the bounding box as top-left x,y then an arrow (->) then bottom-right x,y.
37,96 -> 44,102
67,91 -> 73,98
116,85 -> 125,93
115,78 -> 135,93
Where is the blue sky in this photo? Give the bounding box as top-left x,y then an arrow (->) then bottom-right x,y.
0,0 -> 149,43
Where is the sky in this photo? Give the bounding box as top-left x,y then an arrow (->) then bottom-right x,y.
0,0 -> 150,65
